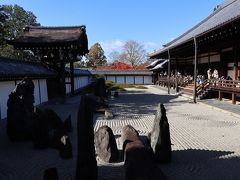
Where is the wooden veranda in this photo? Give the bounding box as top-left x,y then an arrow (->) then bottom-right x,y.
149,0 -> 240,104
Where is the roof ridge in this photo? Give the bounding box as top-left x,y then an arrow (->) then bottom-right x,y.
28,25 -> 86,30
0,56 -> 42,66
164,0 -> 237,47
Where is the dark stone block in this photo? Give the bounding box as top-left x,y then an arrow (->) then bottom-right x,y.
64,115 -> 72,132
6,78 -> 35,141
43,168 -> 59,180
94,78 -> 107,98
58,135 -> 73,159
121,125 -> 167,180
114,91 -> 119,97
95,125 -> 118,162
43,109 -> 65,130
121,125 -> 139,153
106,89 -> 111,96
150,104 -> 172,164
32,108 -> 72,158
32,108 -> 50,149
6,78 -> 73,158
75,95 -> 97,180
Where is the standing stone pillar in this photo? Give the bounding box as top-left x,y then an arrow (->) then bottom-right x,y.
75,95 -> 97,180
149,104 -> 172,163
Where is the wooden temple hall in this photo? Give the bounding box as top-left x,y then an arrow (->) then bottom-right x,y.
149,0 -> 240,104
8,25 -> 88,96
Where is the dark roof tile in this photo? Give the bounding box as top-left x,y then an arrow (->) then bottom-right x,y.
0,57 -> 56,80
150,0 -> 240,58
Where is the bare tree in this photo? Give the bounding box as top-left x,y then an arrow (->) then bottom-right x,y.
108,50 -> 121,62
122,40 -> 146,68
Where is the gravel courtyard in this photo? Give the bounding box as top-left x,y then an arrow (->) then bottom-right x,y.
0,85 -> 239,179
96,86 -> 240,180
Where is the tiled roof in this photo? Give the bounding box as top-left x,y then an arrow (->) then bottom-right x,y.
0,57 -> 56,80
11,25 -> 87,44
146,59 -> 166,69
91,70 -> 153,75
150,0 -> 240,58
65,68 -> 92,76
149,60 -> 169,71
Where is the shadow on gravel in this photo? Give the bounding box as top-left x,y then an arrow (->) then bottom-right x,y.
111,92 -> 180,116
160,149 -> 239,180
98,164 -> 125,180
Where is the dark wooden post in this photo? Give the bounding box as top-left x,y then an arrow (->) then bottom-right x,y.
70,61 -> 74,95
232,44 -> 239,104
233,44 -> 239,81
218,91 -> 222,101
168,50 -> 171,94
193,37 -> 198,103
60,61 -> 66,96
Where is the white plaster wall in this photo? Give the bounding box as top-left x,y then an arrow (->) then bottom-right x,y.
116,76 -> 125,84
144,76 -> 153,84
39,79 -> 48,103
33,80 -> 40,106
126,76 -> 134,84
74,78 -> 78,90
0,81 -> 16,119
106,76 -> 116,83
77,77 -> 81,89
65,76 -> 91,93
65,77 -> 71,94
81,77 -> 89,87
135,76 -> 144,84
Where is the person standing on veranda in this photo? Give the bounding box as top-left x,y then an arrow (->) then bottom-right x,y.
207,68 -> 212,80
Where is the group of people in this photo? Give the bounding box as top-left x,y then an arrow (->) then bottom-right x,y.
207,68 -> 219,80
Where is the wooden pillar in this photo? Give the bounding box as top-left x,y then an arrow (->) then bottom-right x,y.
233,44 -> 239,80
70,61 -> 74,95
208,51 -> 210,67
60,61 -> 66,96
193,37 -> 198,103
232,44 -> 239,104
218,91 -> 222,101
168,50 -> 171,94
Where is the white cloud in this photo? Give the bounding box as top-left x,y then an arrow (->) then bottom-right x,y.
100,40 -> 161,56
144,41 -> 161,53
100,39 -> 124,56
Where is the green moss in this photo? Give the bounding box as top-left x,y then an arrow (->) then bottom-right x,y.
77,79 -> 147,95
106,80 -> 147,91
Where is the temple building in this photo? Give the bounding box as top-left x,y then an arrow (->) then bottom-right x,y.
149,0 -> 240,104
8,25 -> 88,96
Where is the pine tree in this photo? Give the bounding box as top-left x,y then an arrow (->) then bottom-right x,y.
86,43 -> 107,68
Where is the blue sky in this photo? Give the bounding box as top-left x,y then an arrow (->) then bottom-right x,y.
2,0 -> 224,57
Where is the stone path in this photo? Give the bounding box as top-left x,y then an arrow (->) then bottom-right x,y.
199,98 -> 240,118
0,85 -> 240,179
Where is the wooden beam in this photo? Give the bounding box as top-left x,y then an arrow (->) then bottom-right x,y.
218,91 -> 222,101
70,62 -> 74,95
60,62 -> 66,96
168,50 -> 171,94
193,37 -> 198,103
232,93 -> 236,104
233,43 -> 239,80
